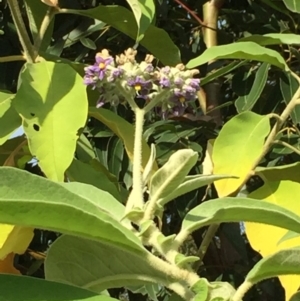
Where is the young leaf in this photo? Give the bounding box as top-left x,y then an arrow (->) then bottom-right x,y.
126,0 -> 155,42
45,235 -> 174,291
283,0 -> 300,13
246,247 -> 300,284
89,107 -> 157,172
149,149 -> 198,201
0,167 -> 144,255
0,91 -> 21,145
186,42 -> 288,71
157,174 -> 235,206
0,273 -> 117,301
245,180 -> 300,300
13,62 -> 88,181
212,112 -> 270,197
60,6 -> 180,66
180,197 -> 300,236
235,63 -> 270,112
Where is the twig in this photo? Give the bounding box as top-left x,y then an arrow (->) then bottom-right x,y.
273,139 -> 300,156
173,0 -> 205,26
0,55 -> 26,63
7,0 -> 36,62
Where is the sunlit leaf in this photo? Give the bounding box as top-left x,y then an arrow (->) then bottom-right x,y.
238,33 -> 300,46
212,112 -> 270,197
13,62 -> 88,181
282,0 -> 300,13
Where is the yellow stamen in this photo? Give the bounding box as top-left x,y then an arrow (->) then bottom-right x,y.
99,62 -> 106,69
179,96 -> 185,103
135,84 -> 142,91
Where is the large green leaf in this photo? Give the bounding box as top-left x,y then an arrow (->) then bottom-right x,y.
283,0 -> 300,13
212,112 -> 270,197
246,247 -> 300,284
0,167 -> 144,254
186,42 -> 288,71
0,91 -> 22,145
157,174 -> 235,206
45,235 -> 173,291
280,71 -> 300,124
126,0 -> 155,42
149,149 -> 198,202
66,159 -> 121,201
0,136 -> 27,165
89,107 -> 157,171
235,63 -> 270,112
58,6 -> 180,66
0,274 -> 117,301
238,33 -> 300,46
179,197 -> 300,237
256,162 -> 300,183
13,62 -> 88,181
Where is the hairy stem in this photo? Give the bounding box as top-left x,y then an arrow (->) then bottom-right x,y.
125,108 -> 145,212
232,280 -> 253,301
7,0 -> 36,62
34,6 -> 57,52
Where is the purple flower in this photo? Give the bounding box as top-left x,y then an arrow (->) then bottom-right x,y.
161,66 -> 171,75
93,55 -> 114,80
159,77 -> 171,88
187,78 -> 200,89
127,76 -> 153,93
174,77 -> 184,86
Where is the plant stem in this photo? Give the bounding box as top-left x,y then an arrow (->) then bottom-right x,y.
34,6 -> 57,52
232,280 -> 253,301
7,0 -> 36,63
273,140 -> 300,156
125,108 -> 145,212
0,55 -> 26,63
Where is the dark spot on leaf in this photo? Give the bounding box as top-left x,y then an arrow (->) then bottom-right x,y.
33,124 -> 40,131
30,113 -> 35,116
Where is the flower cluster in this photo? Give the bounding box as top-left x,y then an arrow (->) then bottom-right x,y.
83,48 -> 200,117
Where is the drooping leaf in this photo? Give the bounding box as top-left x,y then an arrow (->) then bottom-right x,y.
149,149 -> 198,202
0,91 -> 22,145
212,112 -> 270,197
13,62 -> 88,181
45,235 -> 174,292
186,42 -> 288,71
0,273 -> 118,301
66,159 -> 121,201
179,197 -> 300,238
280,71 -> 300,124
245,180 -> 300,300
126,0 -> 155,41
256,162 -> 300,183
89,107 -> 157,171
59,6 -> 180,66
282,0 -> 300,13
246,247 -> 300,284
238,33 -> 300,46
0,167 -> 144,254
0,225 -> 33,260
157,174 -> 235,206
235,63 -> 270,112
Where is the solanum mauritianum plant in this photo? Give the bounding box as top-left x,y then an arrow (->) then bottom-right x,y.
2,0 -> 300,301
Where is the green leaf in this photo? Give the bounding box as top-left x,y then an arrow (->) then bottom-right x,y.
67,159 -> 121,201
180,197 -> 300,235
235,63 -> 270,112
186,42 -> 288,71
0,136 -> 27,165
76,133 -> 96,163
0,274 -> 117,301
283,0 -> 300,13
0,167 -> 144,254
157,174 -> 235,206
238,33 -> 300,46
290,291 -> 300,301
126,0 -> 155,41
191,279 -> 209,301
45,235 -> 173,291
280,71 -> 300,124
13,62 -> 88,181
212,112 -> 270,197
89,107 -> 157,171
80,37 -> 97,50
0,91 -> 22,145
149,149 -> 198,201
61,6 -> 180,66
246,247 -> 300,284
256,162 -> 300,183
24,0 -> 54,51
